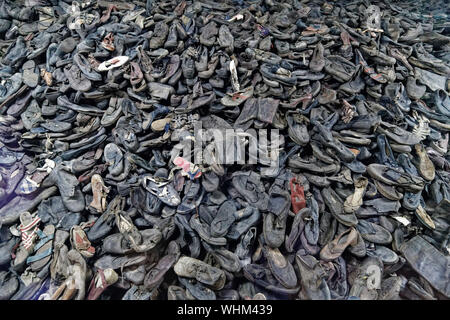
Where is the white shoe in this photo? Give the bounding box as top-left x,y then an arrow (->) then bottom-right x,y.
97,56 -> 130,72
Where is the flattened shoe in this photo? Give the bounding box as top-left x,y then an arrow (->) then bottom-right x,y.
400,236 -> 449,298
367,163 -> 425,193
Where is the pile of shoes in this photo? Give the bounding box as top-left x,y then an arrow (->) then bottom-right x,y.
0,0 -> 449,300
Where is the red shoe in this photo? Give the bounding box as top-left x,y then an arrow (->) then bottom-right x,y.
290,177 -> 306,214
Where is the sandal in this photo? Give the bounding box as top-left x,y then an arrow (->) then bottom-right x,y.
18,211 -> 41,251
12,212 -> 41,269
27,224 -> 55,272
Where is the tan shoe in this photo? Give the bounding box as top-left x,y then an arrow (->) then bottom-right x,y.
320,227 -> 358,261
415,204 -> 435,229
90,174 -> 109,213
344,177 -> 368,213
151,117 -> 172,132
415,144 -> 435,181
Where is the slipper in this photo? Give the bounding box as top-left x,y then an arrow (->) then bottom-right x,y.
210,200 -> 237,238
27,224 -> 55,272
144,250 -> 178,291
320,227 -> 358,261
344,177 -> 368,213
243,263 -> 300,296
367,245 -> 399,265
94,253 -> 147,270
98,56 -> 130,71
267,183 -> 291,217
204,244 -> 241,273
348,256 -> 384,300
115,213 -> 143,247
70,225 -> 96,258
263,246 -> 298,289
174,256 -> 225,290
347,230 -> 367,258
102,233 -> 134,255
295,252 -> 331,300
290,177 -> 306,214
285,207 -> 310,253
322,187 -> 358,227
367,163 -> 425,192
131,228 -> 162,253
356,220 -> 393,245
142,176 -> 181,206
220,86 -> 253,107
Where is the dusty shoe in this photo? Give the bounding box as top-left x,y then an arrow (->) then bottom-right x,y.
320,227 -> 358,261
89,174 -> 109,213
174,256 -> 226,290
344,177 -> 368,213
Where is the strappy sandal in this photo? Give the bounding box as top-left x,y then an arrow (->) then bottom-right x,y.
18,212 -> 41,251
